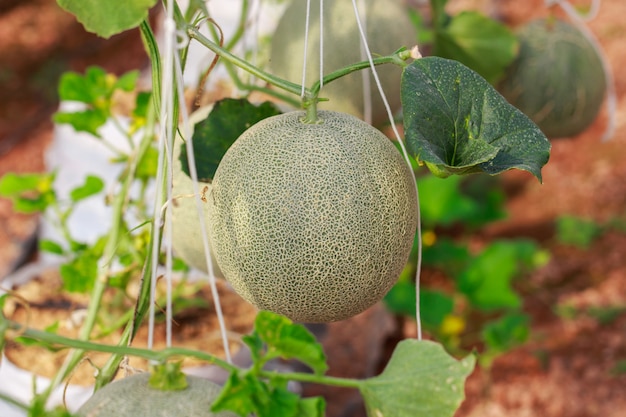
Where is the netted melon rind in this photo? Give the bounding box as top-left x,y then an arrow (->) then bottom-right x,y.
498,18 -> 606,138
269,0 -> 417,125
76,373 -> 237,416
208,111 -> 417,323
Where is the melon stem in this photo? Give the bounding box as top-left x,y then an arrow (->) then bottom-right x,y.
303,99 -> 321,124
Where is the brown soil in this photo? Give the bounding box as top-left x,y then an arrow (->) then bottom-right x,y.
453,1 -> 626,416
3,269 -> 256,385
1,0 -> 626,416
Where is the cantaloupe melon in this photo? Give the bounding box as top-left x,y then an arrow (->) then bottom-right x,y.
207,111 -> 417,323
498,18 -> 606,138
269,0 -> 417,126
76,373 -> 236,416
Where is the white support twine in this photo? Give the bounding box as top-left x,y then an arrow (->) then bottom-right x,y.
174,52 -> 233,364
148,1 -> 233,363
547,0 -> 615,141
250,0 -> 262,86
300,0 -> 313,98
319,0 -> 324,91
357,0 -> 372,125
148,8 -> 176,351
349,0 -> 423,340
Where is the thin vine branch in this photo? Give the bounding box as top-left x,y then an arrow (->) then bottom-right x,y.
2,319 -> 237,374
310,49 -> 412,97
187,25 -> 304,99
188,25 -> 412,109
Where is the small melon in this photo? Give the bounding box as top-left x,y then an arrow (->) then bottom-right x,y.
498,18 -> 606,138
207,111 -> 417,323
169,106 -> 222,276
76,373 -> 236,417
269,0 -> 417,125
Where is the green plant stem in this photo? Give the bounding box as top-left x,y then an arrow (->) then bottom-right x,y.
226,65 -> 302,108
199,0 -> 249,89
260,369 -> 362,390
430,0 -> 449,30
173,1 -> 191,71
40,153 -> 136,401
36,106 -> 158,404
2,319 -> 237,374
187,26 -> 304,98
213,0 -> 284,103
0,391 -> 28,411
140,19 -> 162,114
188,25 -> 412,110
95,104 -> 159,390
49,204 -> 77,251
303,100 -> 320,124
110,116 -> 136,151
3,317 -> 365,391
310,51 -> 412,98
224,0 -> 249,51
89,136 -> 128,158
94,307 -> 135,339
190,20 -> 303,106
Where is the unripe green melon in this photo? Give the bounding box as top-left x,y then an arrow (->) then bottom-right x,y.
207,111 -> 417,323
169,106 -> 223,276
498,18 -> 606,138
76,373 -> 236,417
270,0 -> 417,126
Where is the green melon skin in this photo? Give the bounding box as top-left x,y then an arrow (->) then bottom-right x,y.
169,106 -> 223,277
76,373 -> 236,417
270,0 -> 417,126
498,18 -> 606,138
207,111 -> 418,323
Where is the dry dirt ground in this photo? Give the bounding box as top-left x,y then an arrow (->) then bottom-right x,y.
1,1 -> 626,417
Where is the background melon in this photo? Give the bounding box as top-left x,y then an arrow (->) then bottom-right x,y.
207,111 -> 418,323
76,373 -> 236,416
269,0 -> 417,126
169,106 -> 223,276
498,18 -> 607,138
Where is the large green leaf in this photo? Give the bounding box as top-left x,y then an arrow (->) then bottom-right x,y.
57,0 -> 157,38
180,98 -> 281,182
402,57 -> 550,181
433,11 -> 519,84
360,340 -> 474,417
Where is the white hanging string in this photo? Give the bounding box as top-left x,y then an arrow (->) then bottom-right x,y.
319,0 -> 324,91
300,0 -> 313,98
173,52 -> 233,364
250,0 -> 262,86
148,2 -> 176,350
349,0 -> 423,340
546,0 -> 615,141
357,0 -> 372,125
148,1 -> 233,363
545,0 -> 601,22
